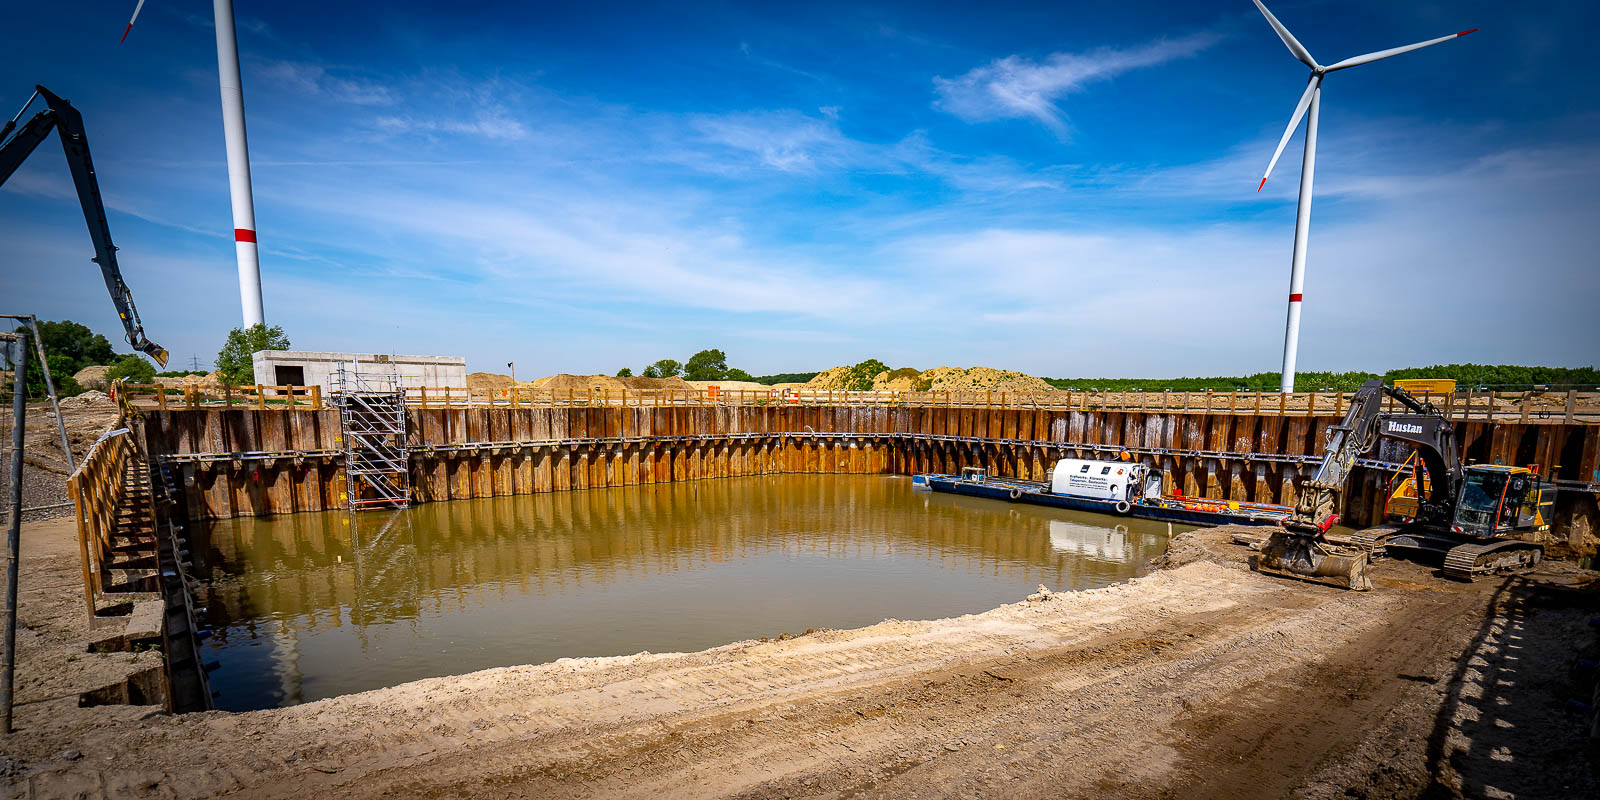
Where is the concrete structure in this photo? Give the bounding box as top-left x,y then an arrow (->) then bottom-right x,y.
250,351 -> 466,391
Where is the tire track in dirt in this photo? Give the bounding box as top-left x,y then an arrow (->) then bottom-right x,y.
13,536 -> 1597,800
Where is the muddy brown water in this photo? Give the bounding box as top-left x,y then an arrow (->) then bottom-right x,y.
192,475 -> 1186,710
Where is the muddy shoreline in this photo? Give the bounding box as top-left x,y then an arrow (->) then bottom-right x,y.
4,521 -> 1598,799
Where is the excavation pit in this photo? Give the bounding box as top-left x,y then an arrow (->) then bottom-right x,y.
191,475 -> 1180,709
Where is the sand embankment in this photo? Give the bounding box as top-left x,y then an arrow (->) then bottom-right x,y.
5,521 -> 1596,798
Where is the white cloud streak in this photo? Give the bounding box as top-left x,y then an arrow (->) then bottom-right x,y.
934,33 -> 1220,134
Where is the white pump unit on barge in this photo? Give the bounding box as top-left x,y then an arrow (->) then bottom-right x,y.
913,456 -> 1292,528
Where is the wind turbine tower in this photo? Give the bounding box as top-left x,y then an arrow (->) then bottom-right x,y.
124,0 -> 265,327
1252,0 -> 1475,392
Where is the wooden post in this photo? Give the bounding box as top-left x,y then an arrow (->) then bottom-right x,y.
1520,393 -> 1530,424
311,384 -> 322,409
256,385 -> 266,410
157,383 -> 168,411
1566,389 -> 1577,424
225,384 -> 233,408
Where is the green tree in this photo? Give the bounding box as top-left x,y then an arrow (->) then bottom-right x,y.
642,359 -> 683,379
724,367 -> 754,382
6,324 -> 89,398
106,354 -> 155,384
843,358 -> 888,391
215,324 -> 290,385
752,372 -> 820,385
35,320 -> 117,371
684,349 -> 729,381
616,367 -> 634,377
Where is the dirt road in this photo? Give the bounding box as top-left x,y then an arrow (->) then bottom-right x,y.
5,526 -> 1597,799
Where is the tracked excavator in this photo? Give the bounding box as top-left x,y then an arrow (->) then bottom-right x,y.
1257,379 -> 1553,590
0,85 -> 166,366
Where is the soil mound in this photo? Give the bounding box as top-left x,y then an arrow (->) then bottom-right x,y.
534,374 -> 693,392
804,366 -> 854,390
687,380 -> 769,392
1148,526 -> 1254,572
58,390 -> 113,410
806,365 -> 1056,393
916,366 -> 1055,393
467,372 -> 519,389
72,365 -> 111,390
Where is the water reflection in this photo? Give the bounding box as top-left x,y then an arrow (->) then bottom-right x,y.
193,475 -> 1182,709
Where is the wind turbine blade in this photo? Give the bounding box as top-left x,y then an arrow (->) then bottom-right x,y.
1259,76 -> 1319,191
1253,0 -> 1318,69
1324,29 -> 1477,72
120,0 -> 147,43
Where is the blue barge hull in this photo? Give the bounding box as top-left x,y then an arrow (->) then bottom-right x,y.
915,473 -> 1290,528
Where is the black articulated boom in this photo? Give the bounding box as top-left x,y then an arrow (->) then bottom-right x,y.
1287,380 -> 1459,535
0,85 -> 166,366
1257,379 -> 1545,590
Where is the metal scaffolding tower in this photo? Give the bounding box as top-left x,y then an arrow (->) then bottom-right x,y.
334,364 -> 411,511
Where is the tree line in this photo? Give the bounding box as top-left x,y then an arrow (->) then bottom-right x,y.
617,349 -> 756,382
4,320 -> 288,397
1044,364 -> 1600,393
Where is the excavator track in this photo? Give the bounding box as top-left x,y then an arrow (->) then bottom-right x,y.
1441,539 -> 1543,581
1342,525 -> 1398,559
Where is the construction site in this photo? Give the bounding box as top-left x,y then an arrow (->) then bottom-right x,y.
5,1 -> 1600,798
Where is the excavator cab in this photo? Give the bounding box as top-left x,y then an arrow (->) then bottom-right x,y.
1450,465 -> 1554,537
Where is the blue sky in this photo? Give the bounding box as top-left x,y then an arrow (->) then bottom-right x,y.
2,0 -> 1596,377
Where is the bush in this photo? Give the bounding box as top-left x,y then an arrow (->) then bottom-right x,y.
642,359 -> 683,379
106,354 -> 156,384
215,324 -> 290,385
842,358 -> 887,391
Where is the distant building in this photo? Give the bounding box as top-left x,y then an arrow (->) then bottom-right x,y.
251,350 -> 467,390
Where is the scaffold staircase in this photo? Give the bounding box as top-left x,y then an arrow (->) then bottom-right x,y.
335,365 -> 411,511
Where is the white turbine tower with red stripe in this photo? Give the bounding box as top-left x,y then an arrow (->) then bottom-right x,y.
1252,0 -> 1474,393
123,0 -> 264,327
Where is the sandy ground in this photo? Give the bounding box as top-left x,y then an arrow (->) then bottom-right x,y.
3,521 -> 1597,799
0,395 -> 120,522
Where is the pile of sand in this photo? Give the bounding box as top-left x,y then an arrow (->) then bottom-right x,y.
72,365 -> 112,390
806,365 -> 1056,393
467,372 -> 526,389
532,374 -> 694,392
870,368 -> 925,391
804,367 -> 855,390
914,366 -> 1056,393
686,380 -> 770,392
58,390 -> 113,410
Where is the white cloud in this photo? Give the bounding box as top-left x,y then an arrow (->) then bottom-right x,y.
934,33 -> 1219,134
256,60 -> 394,106
689,110 -> 862,173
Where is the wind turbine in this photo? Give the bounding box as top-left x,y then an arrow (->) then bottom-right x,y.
1252,0 -> 1475,393
122,0 -> 266,329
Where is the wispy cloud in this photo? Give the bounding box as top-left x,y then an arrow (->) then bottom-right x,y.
933,32 -> 1219,135
688,110 -> 863,173
256,60 -> 394,106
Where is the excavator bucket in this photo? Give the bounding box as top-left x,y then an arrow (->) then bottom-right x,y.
1254,531 -> 1372,591
139,341 -> 169,368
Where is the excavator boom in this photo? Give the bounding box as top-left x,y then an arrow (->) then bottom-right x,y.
1257,379 -> 1544,589
0,85 -> 166,366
